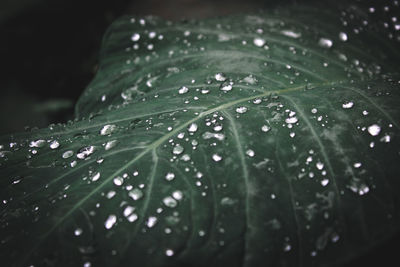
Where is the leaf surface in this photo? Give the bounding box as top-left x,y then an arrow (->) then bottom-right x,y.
1,3 -> 400,267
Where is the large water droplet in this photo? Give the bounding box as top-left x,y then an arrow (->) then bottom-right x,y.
62,150 -> 74,159
188,123 -> 198,133
339,32 -> 348,41
163,196 -> 178,208
318,38 -> 333,48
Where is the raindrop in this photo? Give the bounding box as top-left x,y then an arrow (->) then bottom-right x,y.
214,125 -> 223,132
353,162 -> 362,168
105,140 -> 118,151
173,144 -> 184,155
163,196 -> 178,208
165,249 -> 174,257
129,188 -> 143,200
77,146 -> 95,159
128,213 -> 138,222
285,117 -> 298,124
318,38 -> 333,48
100,124 -> 117,135
131,33 -> 140,42
236,106 -> 248,114
253,99 -> 262,104
220,82 -> 233,92
172,190 -> 183,200
165,172 -> 175,181
188,123 -> 198,133
311,108 -> 318,114
215,73 -> 227,81
74,228 -> 83,236
50,140 -> 60,149
91,172 -> 101,182
178,86 -> 189,94
261,125 -> 271,132
321,178 -> 329,186
105,214 -> 117,229
316,162 -> 324,170
281,30 -> 301,38
212,154 -> 222,162
146,216 -> 158,228
62,150 -> 74,159
29,140 -> 46,148
342,101 -> 354,109
123,206 -> 135,217
380,135 -> 391,143
246,149 -> 255,157
113,176 -> 124,186
339,32 -> 348,41
253,38 -> 266,47
367,124 -> 381,136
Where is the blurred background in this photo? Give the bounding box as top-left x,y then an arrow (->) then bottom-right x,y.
0,0 -> 398,266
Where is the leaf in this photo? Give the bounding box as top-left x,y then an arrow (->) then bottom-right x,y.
1,3 -> 400,267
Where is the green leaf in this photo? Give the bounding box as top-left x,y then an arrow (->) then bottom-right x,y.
1,3 -> 400,267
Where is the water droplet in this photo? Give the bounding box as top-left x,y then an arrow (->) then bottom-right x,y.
163,196 -> 177,208
253,38 -> 266,47
339,32 -> 348,41
113,176 -> 124,186
246,149 -> 255,157
74,228 -> 83,236
285,117 -> 298,124
77,146 -> 95,159
236,106 -> 248,114
128,213 -> 138,222
172,190 -> 183,200
316,162 -> 324,170
380,135 -> 391,143
311,108 -> 318,114
188,123 -> 198,133
261,125 -> 271,132
100,124 -> 117,135
165,249 -> 174,256
213,125 -> 223,132
212,154 -> 222,162
178,86 -> 189,94
146,216 -> 157,228
281,30 -> 301,38
91,172 -> 101,182
105,140 -> 118,151
131,33 -> 140,42
367,124 -> 381,136
220,82 -> 233,92
321,178 -> 329,186
342,101 -> 354,109
105,214 -> 117,229
173,144 -> 184,155
123,206 -> 135,217
253,99 -> 262,104
50,140 -> 60,149
165,172 -> 175,181
215,73 -> 227,81
29,140 -> 46,148
129,188 -> 143,200
318,38 -> 333,48
62,150 -> 74,159
289,132 -> 296,138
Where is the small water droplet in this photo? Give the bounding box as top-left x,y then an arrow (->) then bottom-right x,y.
74,228 -> 83,236
339,32 -> 348,41
253,38 -> 266,47
220,82 -> 233,92
77,146 -> 95,159
321,178 -> 329,186
62,150 -> 74,159
285,117 -> 298,124
105,214 -> 117,229
380,135 -> 391,143
281,30 -> 301,38
29,140 -> 46,148
261,125 -> 271,132
316,162 -> 324,170
172,190 -> 183,200
146,216 -> 157,228
91,172 -> 101,182
165,172 -> 175,181
311,108 -> 318,114
50,140 -> 60,149
246,149 -> 255,157
173,144 -> 184,155
236,106 -> 248,114
123,206 -> 135,217
131,33 -> 140,42
105,140 -> 118,151
188,123 -> 198,133
129,188 -> 143,200
100,124 -> 117,135
342,101 -> 354,109
113,176 -> 124,186
212,154 -> 222,162
367,124 -> 381,136
165,249 -> 174,256
318,38 -> 333,48
163,196 -> 178,208
178,86 -> 189,94
215,73 -> 227,81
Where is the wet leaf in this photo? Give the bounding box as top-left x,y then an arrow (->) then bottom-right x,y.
1,3 -> 400,267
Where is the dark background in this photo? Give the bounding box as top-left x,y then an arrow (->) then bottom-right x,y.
0,0 -> 398,266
